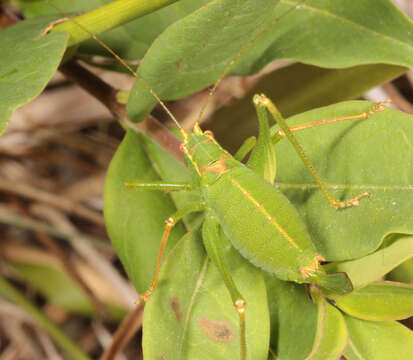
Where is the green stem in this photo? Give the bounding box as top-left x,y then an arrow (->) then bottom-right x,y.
51,0 -> 179,47
0,275 -> 92,360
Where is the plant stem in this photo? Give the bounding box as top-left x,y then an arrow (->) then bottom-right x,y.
0,275 -> 92,360
51,0 -> 179,47
0,208 -> 108,248
59,59 -> 184,162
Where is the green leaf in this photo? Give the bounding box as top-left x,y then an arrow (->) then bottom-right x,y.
274,102 -> 413,261
326,235 -> 413,288
20,0 -> 211,61
265,277 -> 317,359
7,258 -> 126,320
127,0 -> 413,122
10,261 -> 96,315
143,228 -> 269,360
334,281 -> 413,321
387,258 -> 413,283
265,277 -> 347,359
127,0 -> 282,122
0,275 -> 91,360
104,130 -> 188,293
259,0 -> 413,70
344,316 -> 413,360
0,16 -> 68,134
308,286 -> 348,360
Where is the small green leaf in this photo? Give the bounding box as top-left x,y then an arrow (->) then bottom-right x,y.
334,281 -> 413,321
144,228 -> 270,360
265,277 -> 316,359
0,16 -> 68,134
265,277 -> 347,359
8,260 -> 126,320
344,316 -> 413,360
388,257 -> 413,283
308,286 -> 348,360
326,236 -> 413,288
104,131 -> 188,293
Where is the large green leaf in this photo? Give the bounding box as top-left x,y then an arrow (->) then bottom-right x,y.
334,281 -> 413,321
326,236 -> 413,288
127,0 -> 283,122
0,15 -> 68,134
143,227 -> 269,360
258,0 -> 413,70
127,0 -> 413,122
104,130 -> 188,293
344,316 -> 413,360
274,102 -> 413,261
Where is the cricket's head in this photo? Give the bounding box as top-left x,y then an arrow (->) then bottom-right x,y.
180,123 -> 232,181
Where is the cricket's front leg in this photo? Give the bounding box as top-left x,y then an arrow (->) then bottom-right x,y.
125,180 -> 202,302
139,202 -> 205,303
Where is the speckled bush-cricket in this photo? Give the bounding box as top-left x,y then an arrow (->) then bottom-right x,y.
44,0 -> 391,359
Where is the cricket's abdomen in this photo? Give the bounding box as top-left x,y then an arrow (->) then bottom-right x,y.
204,165 -> 318,283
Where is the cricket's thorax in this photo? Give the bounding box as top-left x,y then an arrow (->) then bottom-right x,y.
184,132 -> 241,185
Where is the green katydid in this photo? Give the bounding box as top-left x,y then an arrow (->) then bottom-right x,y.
126,95 -> 387,359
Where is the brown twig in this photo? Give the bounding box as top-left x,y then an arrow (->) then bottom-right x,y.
100,303 -> 144,360
0,179 -> 104,225
0,206 -> 108,249
382,82 -> 413,114
59,59 -> 183,162
0,4 -> 20,29
36,231 -> 107,317
59,59 -> 125,117
31,204 -> 136,306
9,197 -> 107,317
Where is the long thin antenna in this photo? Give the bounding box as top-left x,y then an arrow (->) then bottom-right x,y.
196,0 -> 309,124
44,0 -> 183,132
46,0 -> 307,135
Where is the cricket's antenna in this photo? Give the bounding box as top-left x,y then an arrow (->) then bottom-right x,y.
44,0 -> 184,133
196,0 -> 308,126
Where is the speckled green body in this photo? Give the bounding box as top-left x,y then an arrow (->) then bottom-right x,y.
185,131 -> 324,284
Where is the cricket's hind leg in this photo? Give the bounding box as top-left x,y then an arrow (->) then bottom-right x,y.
202,211 -> 247,360
254,95 -> 389,209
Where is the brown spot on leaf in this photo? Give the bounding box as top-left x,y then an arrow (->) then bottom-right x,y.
176,59 -> 182,70
156,357 -> 166,360
197,318 -> 234,342
170,297 -> 183,322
